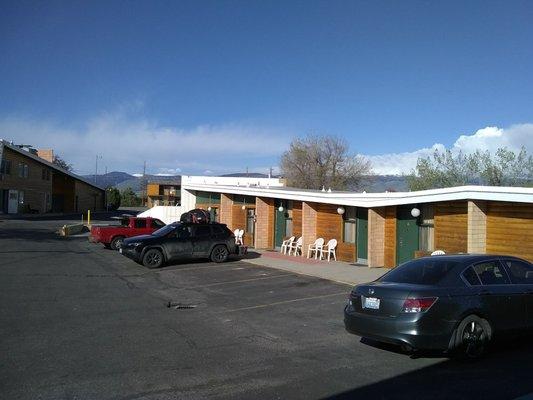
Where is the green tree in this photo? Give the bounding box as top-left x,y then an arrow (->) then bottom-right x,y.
407,146 -> 533,190
280,135 -> 372,190
53,154 -> 73,171
106,187 -> 121,210
120,187 -> 142,206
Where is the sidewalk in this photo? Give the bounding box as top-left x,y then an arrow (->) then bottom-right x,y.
242,250 -> 388,286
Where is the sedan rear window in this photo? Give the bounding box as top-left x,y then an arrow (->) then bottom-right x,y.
380,259 -> 461,285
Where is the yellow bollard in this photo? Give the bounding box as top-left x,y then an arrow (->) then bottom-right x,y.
87,209 -> 91,227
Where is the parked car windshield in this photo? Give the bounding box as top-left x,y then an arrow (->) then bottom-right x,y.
152,224 -> 178,237
380,258 -> 461,285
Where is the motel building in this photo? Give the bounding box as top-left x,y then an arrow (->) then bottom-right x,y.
171,176 -> 533,267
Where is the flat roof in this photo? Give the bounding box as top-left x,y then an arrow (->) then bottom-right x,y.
1,140 -> 105,191
182,182 -> 533,208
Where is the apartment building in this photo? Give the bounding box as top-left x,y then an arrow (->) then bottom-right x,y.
0,140 -> 105,214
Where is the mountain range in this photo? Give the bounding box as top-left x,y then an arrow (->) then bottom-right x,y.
82,171 -> 409,193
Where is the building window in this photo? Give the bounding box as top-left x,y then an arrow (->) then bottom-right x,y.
41,168 -> 51,181
0,159 -> 12,175
18,163 -> 29,178
343,206 -> 357,244
418,204 -> 435,252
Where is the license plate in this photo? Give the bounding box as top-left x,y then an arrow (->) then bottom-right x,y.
119,248 -> 123,254
363,297 -> 380,310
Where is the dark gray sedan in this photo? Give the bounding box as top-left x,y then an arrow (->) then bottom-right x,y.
344,254 -> 533,358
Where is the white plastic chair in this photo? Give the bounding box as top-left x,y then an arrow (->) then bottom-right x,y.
281,236 -> 295,254
234,229 -> 244,245
431,250 -> 445,256
288,237 -> 303,256
307,238 -> 325,259
318,239 -> 338,261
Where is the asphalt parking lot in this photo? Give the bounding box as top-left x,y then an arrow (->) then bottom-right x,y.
1,217 -> 533,400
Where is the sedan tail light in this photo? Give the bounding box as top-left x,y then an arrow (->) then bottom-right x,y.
401,297 -> 437,313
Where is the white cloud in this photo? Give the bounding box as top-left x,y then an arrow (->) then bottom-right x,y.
366,124 -> 533,175
2,111 -> 532,177
155,167 -> 182,176
0,112 -> 291,176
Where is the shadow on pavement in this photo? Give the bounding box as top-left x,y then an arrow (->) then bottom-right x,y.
325,335 -> 533,400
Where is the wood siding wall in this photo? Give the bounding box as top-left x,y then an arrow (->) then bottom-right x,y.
486,201 -> 533,262
434,201 -> 468,253
384,206 -> 397,268
231,205 -> 256,247
75,180 -> 104,212
292,201 -> 302,238
0,147 -> 53,213
315,203 -> 355,262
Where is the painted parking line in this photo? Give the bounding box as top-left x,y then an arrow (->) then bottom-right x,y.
184,273 -> 295,289
157,263 -> 246,273
225,291 -> 348,312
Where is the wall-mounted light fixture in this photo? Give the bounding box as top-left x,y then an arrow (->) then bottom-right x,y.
241,205 -> 246,210
411,207 -> 421,218
278,206 -> 284,212
337,207 -> 345,215
207,206 -> 212,211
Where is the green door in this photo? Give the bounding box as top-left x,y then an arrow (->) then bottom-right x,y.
396,207 -> 419,264
356,208 -> 368,263
274,206 -> 286,248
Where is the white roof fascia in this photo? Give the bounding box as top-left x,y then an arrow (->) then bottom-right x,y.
182,183 -> 533,208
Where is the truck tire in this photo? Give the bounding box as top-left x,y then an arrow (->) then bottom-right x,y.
142,248 -> 164,269
110,236 -> 125,251
210,245 -> 229,263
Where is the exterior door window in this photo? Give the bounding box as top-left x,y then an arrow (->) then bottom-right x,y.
418,205 -> 435,252
343,207 -> 356,244
246,209 -> 255,235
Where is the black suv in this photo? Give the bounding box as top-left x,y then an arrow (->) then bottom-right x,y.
120,222 -> 237,268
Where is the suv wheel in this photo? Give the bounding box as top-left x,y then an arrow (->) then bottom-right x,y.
110,236 -> 125,251
210,245 -> 229,263
143,248 -> 164,269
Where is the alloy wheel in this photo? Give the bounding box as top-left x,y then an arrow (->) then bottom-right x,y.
462,320 -> 486,358
146,251 -> 161,266
212,246 -> 228,262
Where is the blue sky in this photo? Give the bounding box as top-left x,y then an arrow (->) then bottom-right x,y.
1,0 -> 532,176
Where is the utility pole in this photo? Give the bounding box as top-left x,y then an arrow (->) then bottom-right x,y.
268,167 -> 273,179
95,155 -> 102,184
142,161 -> 147,206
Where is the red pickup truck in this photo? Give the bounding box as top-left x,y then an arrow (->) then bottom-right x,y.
89,216 -> 166,250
